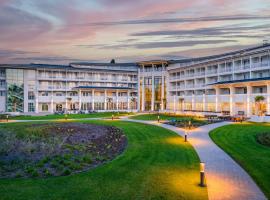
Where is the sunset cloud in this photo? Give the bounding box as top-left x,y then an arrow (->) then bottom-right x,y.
0,0 -> 269,64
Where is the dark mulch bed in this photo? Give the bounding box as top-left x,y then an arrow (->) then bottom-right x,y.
0,123 -> 127,178
257,132 -> 270,147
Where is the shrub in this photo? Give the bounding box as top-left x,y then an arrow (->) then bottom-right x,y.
31,169 -> 39,177
257,133 -> 270,147
62,168 -> 71,176
82,154 -> 92,164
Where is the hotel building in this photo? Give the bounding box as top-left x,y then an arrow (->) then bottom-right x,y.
0,43 -> 270,118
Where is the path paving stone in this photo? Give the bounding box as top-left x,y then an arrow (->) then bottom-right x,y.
123,119 -> 266,200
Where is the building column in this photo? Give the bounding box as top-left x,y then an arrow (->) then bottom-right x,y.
92,90 -> 95,111
127,90 -> 130,111
246,85 -> 252,117
151,64 -> 155,111
215,87 -> 220,112
137,68 -> 141,112
104,90 -> 107,111
229,86 -> 235,115
35,97 -> 39,113
161,64 -> 165,111
116,90 -> 119,110
65,98 -> 68,113
78,89 -> 82,111
192,94 -> 195,111
50,96 -> 54,113
142,65 -> 145,111
267,83 -> 270,115
173,95 -> 176,112
203,93 -> 207,112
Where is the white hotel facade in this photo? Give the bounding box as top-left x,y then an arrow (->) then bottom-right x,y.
0,43 -> 270,118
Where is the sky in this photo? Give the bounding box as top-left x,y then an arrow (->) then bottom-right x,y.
0,0 -> 270,64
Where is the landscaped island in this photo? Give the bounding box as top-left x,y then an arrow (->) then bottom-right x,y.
130,113 -> 211,128
0,123 -> 127,178
210,123 -> 270,199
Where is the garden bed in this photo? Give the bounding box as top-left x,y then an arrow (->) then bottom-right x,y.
165,117 -> 212,129
0,123 -> 127,178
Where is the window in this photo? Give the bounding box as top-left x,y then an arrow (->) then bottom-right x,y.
42,92 -> 49,96
0,91 -> 6,96
0,80 -> 5,87
42,104 -> 49,111
28,103 -> 35,112
28,91 -> 35,100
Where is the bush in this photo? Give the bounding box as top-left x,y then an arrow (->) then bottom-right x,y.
82,154 -> 92,164
257,133 -> 270,147
62,168 -> 71,176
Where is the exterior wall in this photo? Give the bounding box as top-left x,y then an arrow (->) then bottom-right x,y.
36,66 -> 138,113
1,44 -> 270,116
167,45 -> 270,116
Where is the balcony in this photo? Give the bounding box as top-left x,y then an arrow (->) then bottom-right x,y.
253,62 -> 270,69
219,68 -> 232,73
207,70 -> 218,75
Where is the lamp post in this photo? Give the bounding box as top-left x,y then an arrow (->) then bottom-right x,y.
200,162 -> 206,187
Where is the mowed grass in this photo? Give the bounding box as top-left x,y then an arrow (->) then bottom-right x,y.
7,112 -> 131,120
0,120 -> 208,200
130,113 -> 195,121
210,123 -> 270,199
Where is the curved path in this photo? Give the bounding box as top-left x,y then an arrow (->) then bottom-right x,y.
123,119 -> 266,200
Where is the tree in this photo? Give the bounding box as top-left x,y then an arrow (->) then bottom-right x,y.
7,84 -> 24,112
130,97 -> 136,110
255,96 -> 265,116
106,97 -> 113,110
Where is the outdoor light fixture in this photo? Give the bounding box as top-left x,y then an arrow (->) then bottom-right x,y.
200,162 -> 206,187
112,114 -> 114,120
6,114 -> 8,122
65,114 -> 68,121
188,120 -> 191,129
184,129 -> 188,142
158,115 -> 160,123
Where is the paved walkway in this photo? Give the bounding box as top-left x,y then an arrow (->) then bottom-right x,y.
123,118 -> 267,200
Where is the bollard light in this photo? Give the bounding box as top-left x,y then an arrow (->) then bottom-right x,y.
188,120 -> 191,129
112,114 -> 114,120
65,114 -> 68,121
200,162 -> 206,187
158,115 -> 160,123
6,114 -> 9,122
184,130 -> 188,142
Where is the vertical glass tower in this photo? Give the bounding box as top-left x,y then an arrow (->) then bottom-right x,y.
6,69 -> 24,112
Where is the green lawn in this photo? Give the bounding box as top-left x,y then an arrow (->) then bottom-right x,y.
0,120 -> 207,200
210,123 -> 270,199
6,112 -> 131,121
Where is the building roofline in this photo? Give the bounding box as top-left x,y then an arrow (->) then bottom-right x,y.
169,43 -> 270,66
209,77 -> 270,86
